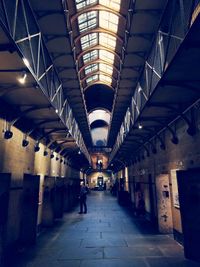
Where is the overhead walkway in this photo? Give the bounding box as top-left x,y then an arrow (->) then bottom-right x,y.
8,191 -> 199,267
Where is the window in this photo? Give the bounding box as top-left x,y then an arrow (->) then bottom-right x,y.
99,33 -> 117,50
86,74 -> 98,84
85,63 -> 98,74
76,0 -> 97,10
99,0 -> 121,11
81,33 -> 98,50
78,11 -> 97,33
83,50 -> 98,64
99,11 -> 119,33
99,74 -> 112,84
99,50 -> 115,64
99,63 -> 113,75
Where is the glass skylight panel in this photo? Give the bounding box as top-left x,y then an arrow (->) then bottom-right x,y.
86,74 -> 98,84
99,11 -> 119,33
81,33 -> 98,50
78,11 -> 97,33
99,74 -> 112,84
99,33 -> 116,50
99,0 -> 121,11
85,63 -> 98,75
99,63 -> 113,75
76,0 -> 97,10
99,50 -> 115,64
83,50 -> 98,64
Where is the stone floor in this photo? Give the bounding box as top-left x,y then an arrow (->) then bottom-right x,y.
11,191 -> 200,267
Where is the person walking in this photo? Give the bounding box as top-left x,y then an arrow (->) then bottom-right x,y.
79,182 -> 88,214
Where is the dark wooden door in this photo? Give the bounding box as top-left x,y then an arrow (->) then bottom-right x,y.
20,174 -> 40,245
0,173 -> 11,266
177,168 -> 200,261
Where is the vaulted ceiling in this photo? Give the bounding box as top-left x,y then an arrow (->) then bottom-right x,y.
0,0 -> 169,170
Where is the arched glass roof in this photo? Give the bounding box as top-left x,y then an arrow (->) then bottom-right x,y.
68,0 -> 124,90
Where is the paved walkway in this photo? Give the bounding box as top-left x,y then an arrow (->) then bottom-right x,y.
13,191 -> 200,267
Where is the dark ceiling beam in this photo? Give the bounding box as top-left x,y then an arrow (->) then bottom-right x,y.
35,10 -> 63,20
128,33 -> 153,41
122,65 -> 142,72
0,68 -> 26,72
51,52 -> 73,60
0,43 -> 16,52
125,51 -> 146,59
44,34 -> 69,43
160,80 -> 200,94
133,9 -> 163,16
57,66 -> 76,73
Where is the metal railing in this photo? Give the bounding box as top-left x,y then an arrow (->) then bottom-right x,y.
110,0 -> 200,163
0,0 -> 90,162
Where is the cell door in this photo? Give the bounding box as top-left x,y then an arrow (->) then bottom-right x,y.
20,174 -> 40,245
177,168 -> 200,261
0,173 -> 11,266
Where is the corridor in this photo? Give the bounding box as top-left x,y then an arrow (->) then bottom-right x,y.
11,191 -> 199,267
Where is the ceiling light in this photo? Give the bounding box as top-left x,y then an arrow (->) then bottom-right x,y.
18,71 -> 27,84
78,150 -> 81,154
55,109 -> 59,114
138,123 -> 143,129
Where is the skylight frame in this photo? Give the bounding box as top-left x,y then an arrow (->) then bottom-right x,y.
75,0 -> 97,11
78,10 -> 97,33
99,0 -> 121,12
74,0 -> 123,89
99,32 -> 117,50
83,49 -> 98,64
99,11 -> 119,33
85,63 -> 98,75
80,32 -> 98,50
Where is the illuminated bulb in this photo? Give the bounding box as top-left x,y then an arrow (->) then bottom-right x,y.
55,109 -> 59,114
138,123 -> 143,130
18,72 -> 27,84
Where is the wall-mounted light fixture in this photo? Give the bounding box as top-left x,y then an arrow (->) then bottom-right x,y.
34,142 -> 40,152
18,71 -> 27,84
3,121 -> 13,139
43,150 -> 48,156
138,123 -> 143,130
22,139 -> 29,147
4,130 -> 13,139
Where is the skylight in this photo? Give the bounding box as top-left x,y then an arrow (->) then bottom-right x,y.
76,0 -> 97,10
99,74 -> 112,84
99,11 -> 119,33
74,0 -> 122,89
99,63 -> 113,75
85,63 -> 98,75
86,74 -> 112,85
99,50 -> 115,64
78,11 -> 97,33
83,50 -> 98,64
86,74 -> 98,84
99,0 -> 121,11
81,33 -> 98,50
99,33 -> 117,50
